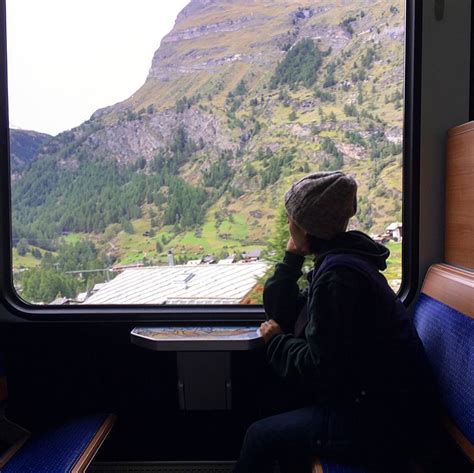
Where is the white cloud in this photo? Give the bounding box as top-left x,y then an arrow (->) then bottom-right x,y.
6,0 -> 190,135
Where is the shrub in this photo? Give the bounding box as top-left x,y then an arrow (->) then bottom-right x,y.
270,39 -> 322,89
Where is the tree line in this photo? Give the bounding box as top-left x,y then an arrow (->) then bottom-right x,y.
18,240 -> 110,303
12,127 -> 215,251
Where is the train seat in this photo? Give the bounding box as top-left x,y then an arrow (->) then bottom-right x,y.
1,413 -> 115,473
0,354 -> 115,472
413,264 -> 473,461
312,263 -> 473,473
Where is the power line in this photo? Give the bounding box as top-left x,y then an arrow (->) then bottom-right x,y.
65,268 -> 113,281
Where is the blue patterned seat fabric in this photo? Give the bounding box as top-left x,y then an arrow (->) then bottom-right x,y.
414,293 -> 474,444
2,413 -> 109,473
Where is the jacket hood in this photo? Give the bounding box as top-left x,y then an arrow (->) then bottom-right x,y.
313,230 -> 390,271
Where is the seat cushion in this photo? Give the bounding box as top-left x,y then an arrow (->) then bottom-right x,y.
2,413 -> 113,473
414,293 -> 474,444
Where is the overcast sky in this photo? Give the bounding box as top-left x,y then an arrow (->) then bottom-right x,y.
6,0 -> 190,136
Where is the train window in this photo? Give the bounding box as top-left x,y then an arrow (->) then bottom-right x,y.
4,0 -> 409,311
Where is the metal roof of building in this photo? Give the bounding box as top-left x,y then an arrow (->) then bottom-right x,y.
186,260 -> 202,266
84,262 -> 269,305
217,259 -> 235,265
386,222 -> 402,231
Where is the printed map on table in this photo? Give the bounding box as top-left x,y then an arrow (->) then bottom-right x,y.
134,327 -> 261,341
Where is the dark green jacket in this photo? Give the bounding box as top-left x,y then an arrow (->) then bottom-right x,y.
263,231 -> 430,404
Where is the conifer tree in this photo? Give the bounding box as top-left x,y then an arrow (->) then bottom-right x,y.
264,206 -> 290,264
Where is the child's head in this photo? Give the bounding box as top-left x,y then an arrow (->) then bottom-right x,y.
284,171 -> 358,241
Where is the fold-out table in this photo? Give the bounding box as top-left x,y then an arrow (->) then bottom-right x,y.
131,326 -> 264,410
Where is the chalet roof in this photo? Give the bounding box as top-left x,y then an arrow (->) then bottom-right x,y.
201,255 -> 216,264
74,291 -> 89,303
186,260 -> 201,266
244,249 -> 262,258
51,297 -> 68,305
386,222 -> 402,231
217,257 -> 236,265
84,262 -> 268,305
92,283 -> 107,292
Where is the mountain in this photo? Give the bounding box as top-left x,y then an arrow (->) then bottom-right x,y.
9,128 -> 51,175
12,0 -> 405,268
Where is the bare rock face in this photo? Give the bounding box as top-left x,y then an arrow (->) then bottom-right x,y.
51,107 -> 236,168
148,11 -> 275,80
163,16 -> 255,44
175,0 -> 221,24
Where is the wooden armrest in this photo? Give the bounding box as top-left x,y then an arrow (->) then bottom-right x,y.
0,418 -> 30,469
312,458 -> 324,473
71,414 -> 116,473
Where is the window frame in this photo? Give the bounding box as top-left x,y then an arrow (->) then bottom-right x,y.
0,0 -> 422,323
398,0 -> 422,306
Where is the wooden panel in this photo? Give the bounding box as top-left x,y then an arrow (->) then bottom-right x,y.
421,264 -> 474,318
0,436 -> 29,470
445,122 -> 474,269
443,417 -> 474,463
71,414 -> 116,473
311,458 -> 324,473
447,121 -> 474,138
0,420 -> 30,470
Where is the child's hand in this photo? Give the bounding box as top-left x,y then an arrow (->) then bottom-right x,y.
287,218 -> 311,256
259,319 -> 283,343
286,237 -> 309,256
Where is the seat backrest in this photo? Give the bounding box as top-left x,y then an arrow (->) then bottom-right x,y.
413,264 -> 474,462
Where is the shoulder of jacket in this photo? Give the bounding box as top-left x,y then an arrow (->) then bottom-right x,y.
311,264 -> 371,291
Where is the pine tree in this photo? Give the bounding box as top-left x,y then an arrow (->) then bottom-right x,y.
264,206 -> 290,264
270,39 -> 322,89
16,238 -> 29,256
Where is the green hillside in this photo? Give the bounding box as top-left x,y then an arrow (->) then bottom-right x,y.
9,128 -> 52,175
11,0 -> 405,302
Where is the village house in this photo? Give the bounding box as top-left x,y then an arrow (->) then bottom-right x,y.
241,249 -> 262,262
386,222 -> 403,241
372,222 -> 403,244
217,254 -> 237,265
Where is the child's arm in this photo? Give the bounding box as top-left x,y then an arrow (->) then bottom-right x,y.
265,272 -> 360,395
263,251 -> 308,333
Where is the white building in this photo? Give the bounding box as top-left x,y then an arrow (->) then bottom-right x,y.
217,254 -> 237,265
386,222 -> 403,241
83,262 -> 268,305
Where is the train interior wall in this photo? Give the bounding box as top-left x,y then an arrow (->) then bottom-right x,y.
0,0 -> 473,470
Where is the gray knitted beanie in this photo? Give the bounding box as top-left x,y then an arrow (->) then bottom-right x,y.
284,171 -> 358,240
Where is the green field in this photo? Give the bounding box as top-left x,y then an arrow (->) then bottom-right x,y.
12,245 -> 60,270
12,248 -> 42,269
385,241 -> 402,290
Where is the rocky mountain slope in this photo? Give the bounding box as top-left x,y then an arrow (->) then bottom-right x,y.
12,0 -> 405,268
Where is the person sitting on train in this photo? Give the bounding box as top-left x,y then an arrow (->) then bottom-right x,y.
233,171 -> 438,473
